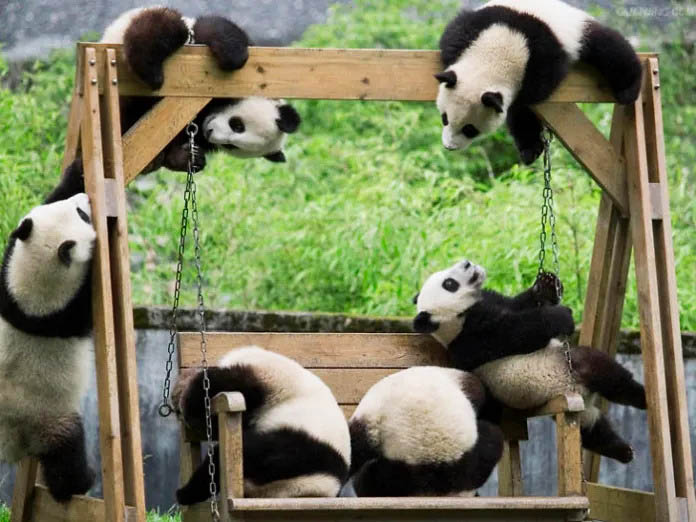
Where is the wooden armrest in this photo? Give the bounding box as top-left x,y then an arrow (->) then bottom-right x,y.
524,393 -> 585,418
212,392 -> 247,414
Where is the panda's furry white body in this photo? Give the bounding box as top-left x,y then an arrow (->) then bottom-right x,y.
0,320 -> 91,461
175,346 -> 351,503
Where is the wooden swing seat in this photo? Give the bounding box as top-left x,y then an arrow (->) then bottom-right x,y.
177,332 -> 589,522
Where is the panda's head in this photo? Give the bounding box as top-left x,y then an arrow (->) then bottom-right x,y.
2,194 -> 96,317
435,69 -> 507,151
201,97 -> 301,163
413,259 -> 486,346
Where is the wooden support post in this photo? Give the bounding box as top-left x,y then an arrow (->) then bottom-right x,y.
214,392 -> 247,522
10,458 -> 39,522
642,58 -> 696,520
100,49 -> 147,521
556,412 -> 583,497
81,46 -> 127,522
498,441 -> 524,497
623,66 -> 679,521
61,89 -> 83,170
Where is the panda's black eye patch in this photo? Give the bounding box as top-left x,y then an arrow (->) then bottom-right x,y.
76,207 -> 91,224
442,278 -> 460,293
441,113 -> 449,126
229,117 -> 245,133
462,124 -> 479,139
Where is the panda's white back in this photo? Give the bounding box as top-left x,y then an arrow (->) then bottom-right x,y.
483,0 -> 592,60
352,366 -> 478,465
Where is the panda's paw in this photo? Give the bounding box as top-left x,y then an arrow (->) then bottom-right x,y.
542,305 -> 575,338
139,67 -> 165,91
519,140 -> 544,165
533,272 -> 563,305
613,80 -> 641,105
47,465 -> 95,503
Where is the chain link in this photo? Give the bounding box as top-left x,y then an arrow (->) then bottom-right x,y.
536,129 -> 574,378
158,123 -> 219,521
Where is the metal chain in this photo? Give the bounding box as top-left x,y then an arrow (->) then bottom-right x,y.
536,129 -> 574,378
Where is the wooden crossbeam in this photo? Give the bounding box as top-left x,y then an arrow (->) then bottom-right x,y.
535,103 -> 628,215
78,44 -> 655,103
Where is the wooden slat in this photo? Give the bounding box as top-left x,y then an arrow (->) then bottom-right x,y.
555,412 -> 583,497
643,57 -> 696,520
27,485 -> 136,522
586,483 -> 656,522
498,441 -> 524,497
520,393 -> 584,418
179,333 -> 447,369
218,409 -> 245,520
624,74 -> 678,521
80,46 -> 126,522
122,96 -> 211,184
213,392 -> 247,413
535,102 -> 628,215
10,458 -> 39,522
79,43 -> 654,103
101,49 -> 147,522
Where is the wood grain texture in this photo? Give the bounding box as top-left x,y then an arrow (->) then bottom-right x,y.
213,392 -> 247,413
535,102 -> 628,215
61,89 -> 83,171
26,486 -> 136,522
178,332 -> 447,369
101,49 -> 147,521
643,58 -> 696,520
586,483 -> 656,522
10,458 -> 39,522
219,410 -> 245,519
77,43 -> 655,102
520,393 -> 584,418
121,96 -> 211,184
498,441 -> 524,497
624,72 -> 678,521
80,47 -> 127,522
555,412 -> 583,497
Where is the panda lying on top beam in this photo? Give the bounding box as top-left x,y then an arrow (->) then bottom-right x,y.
100,7 -> 301,173
413,260 -> 647,463
0,161 -> 96,502
435,0 -> 643,164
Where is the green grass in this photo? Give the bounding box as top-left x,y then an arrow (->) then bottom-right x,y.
1,0 -> 695,330
0,504 -> 178,521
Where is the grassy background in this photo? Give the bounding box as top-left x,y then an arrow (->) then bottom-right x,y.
0,505 -> 179,522
1,0 -> 694,333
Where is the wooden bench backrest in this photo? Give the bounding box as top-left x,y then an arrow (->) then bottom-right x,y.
178,332 -> 447,417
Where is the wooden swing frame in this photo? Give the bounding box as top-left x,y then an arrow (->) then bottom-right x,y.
9,43 -> 695,522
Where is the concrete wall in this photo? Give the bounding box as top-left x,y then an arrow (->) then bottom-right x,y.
0,309 -> 694,511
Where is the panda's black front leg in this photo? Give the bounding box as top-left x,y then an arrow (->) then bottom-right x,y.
193,17 -> 250,71
177,446 -> 221,505
506,104 -> 544,165
43,159 -> 85,204
38,413 -> 95,502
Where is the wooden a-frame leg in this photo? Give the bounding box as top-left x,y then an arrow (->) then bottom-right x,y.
556,412 -> 583,497
642,58 -> 696,521
214,392 -> 247,522
623,60 -> 681,522
61,86 -> 84,170
10,458 -> 39,522
101,48 -> 147,521
497,441 -> 524,497
81,46 -> 128,522
579,105 -> 632,481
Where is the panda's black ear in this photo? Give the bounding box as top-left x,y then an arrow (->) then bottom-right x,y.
434,70 -> 457,88
276,104 -> 301,134
264,151 -> 286,163
11,218 -> 33,241
481,91 -> 504,114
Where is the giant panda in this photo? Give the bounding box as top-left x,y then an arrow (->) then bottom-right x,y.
173,345 -> 351,502
413,259 -> 647,463
348,366 -> 503,497
0,161 -> 96,502
100,7 -> 301,173
435,0 -> 643,164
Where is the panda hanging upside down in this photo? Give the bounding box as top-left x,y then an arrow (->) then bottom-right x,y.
435,0 -> 643,164
100,7 -> 301,173
413,260 -> 647,463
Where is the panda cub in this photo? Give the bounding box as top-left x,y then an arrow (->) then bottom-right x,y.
173,346 -> 351,502
435,0 -> 643,164
349,367 -> 503,497
413,260 -> 647,463
0,162 -> 96,502
101,7 -> 301,173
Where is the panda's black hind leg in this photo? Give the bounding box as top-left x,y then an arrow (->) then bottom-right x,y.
193,17 -> 250,71
177,446 -> 221,505
506,104 -> 545,165
571,346 -> 647,410
581,413 -> 634,463
38,414 -> 95,502
579,21 -> 643,105
123,7 -> 190,90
